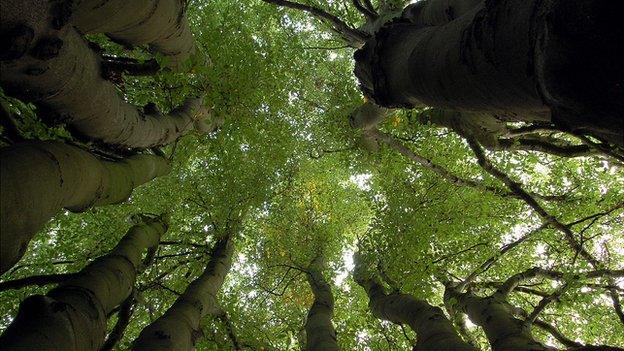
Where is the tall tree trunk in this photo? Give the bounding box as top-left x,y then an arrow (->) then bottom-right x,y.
354,0 -> 624,145
0,216 -> 168,351
445,286 -> 553,351
304,256 -> 340,351
132,234 -> 234,351
354,257 -> 476,351
0,141 -> 169,275
0,1 -> 216,149
71,0 -> 196,70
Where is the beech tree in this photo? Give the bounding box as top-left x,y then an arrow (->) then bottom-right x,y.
1,1 -> 623,350
0,141 -> 169,274
0,0 -> 213,149
353,252 -> 476,351
132,232 -> 234,350
0,215 -> 167,350
303,255 -> 340,351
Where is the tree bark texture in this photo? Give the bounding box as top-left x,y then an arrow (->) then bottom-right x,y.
304,257 -> 340,351
355,0 -> 624,145
71,0 -> 196,70
445,287 -> 552,351
402,0 -> 483,26
131,234 -> 234,351
0,141 -> 169,275
0,217 -> 167,351
354,260 -> 476,351
0,1 -> 214,149
349,101 -> 393,130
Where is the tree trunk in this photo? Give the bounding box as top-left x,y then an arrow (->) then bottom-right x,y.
349,101 -> 393,130
132,234 -> 234,351
0,1 -> 216,149
0,216 -> 167,351
402,0 -> 483,26
445,287 -> 552,351
354,0 -> 624,145
304,257 -> 340,351
0,141 -> 169,275
71,0 -> 196,70
354,257 -> 475,351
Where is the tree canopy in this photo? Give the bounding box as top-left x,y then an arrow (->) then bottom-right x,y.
1,0 -> 623,350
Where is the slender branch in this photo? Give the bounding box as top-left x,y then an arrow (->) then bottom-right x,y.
7,260 -> 75,276
374,130 -> 565,202
302,44 -> 351,50
464,136 -> 594,266
309,145 -> 355,159
463,134 -> 624,325
505,124 -> 564,137
566,202 -> 624,228
496,137 -> 594,157
352,0 -> 378,19
260,0 -> 369,47
472,281 -> 561,299
361,0 -> 377,14
160,240 -> 211,249
100,291 -> 136,351
457,223 -> 548,291
532,319 -> 582,348
0,273 -> 76,292
575,134 -> 624,163
217,310 -> 243,351
524,283 -> 569,326
432,242 -> 488,264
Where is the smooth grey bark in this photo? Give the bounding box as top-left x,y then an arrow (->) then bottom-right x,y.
445,286 -> 554,351
304,256 -> 340,351
0,1 -> 216,149
0,141 -> 169,275
354,255 -> 476,351
355,0 -> 624,145
132,234 -> 234,351
71,0 -> 197,70
0,217 -> 167,351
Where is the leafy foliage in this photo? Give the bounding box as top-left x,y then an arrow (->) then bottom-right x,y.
1,1 -> 623,350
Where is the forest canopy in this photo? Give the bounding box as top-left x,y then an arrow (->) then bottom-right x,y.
1,0 -> 623,350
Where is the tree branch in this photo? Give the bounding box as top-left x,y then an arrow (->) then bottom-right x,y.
524,283 -> 569,326
575,134 -> 624,163
532,319 -> 582,348
458,223 -> 548,291
374,130 -> 566,202
352,0 -> 378,19
0,273 -> 76,292
260,0 -> 369,47
463,134 -> 624,325
496,137 -> 594,157
100,290 -> 136,351
217,309 -> 243,351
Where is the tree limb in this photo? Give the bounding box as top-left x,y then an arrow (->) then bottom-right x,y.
524,283 -> 569,326
352,0 -> 378,19
260,0 -> 369,47
496,137 -> 594,158
463,134 -> 624,325
100,290 -> 136,351
374,130 -> 567,202
0,273 -> 76,292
